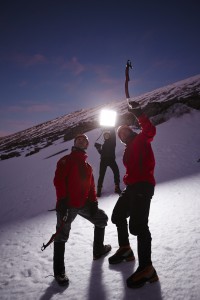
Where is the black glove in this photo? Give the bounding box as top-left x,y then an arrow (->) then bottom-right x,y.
90,201 -> 98,217
56,198 -> 69,217
128,101 -> 143,117
94,142 -> 101,150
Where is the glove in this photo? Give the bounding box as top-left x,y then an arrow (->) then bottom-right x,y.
128,101 -> 143,117
90,201 -> 98,217
56,198 -> 69,217
94,142 -> 101,150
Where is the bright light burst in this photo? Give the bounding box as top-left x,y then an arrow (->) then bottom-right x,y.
99,109 -> 117,127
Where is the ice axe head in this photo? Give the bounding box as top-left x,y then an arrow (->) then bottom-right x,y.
126,60 -> 133,69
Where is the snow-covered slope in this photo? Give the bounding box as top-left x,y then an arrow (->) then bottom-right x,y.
0,99 -> 200,299
0,74 -> 200,160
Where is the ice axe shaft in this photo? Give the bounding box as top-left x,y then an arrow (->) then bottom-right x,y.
125,60 -> 133,106
41,219 -> 65,251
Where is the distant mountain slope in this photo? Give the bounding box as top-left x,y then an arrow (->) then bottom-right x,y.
1,74 -> 200,160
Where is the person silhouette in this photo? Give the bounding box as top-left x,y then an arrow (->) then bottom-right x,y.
94,128 -> 121,197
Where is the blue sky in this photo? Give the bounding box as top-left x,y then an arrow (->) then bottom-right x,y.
0,0 -> 200,136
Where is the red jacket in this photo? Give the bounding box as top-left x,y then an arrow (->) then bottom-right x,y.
123,114 -> 156,186
54,148 -> 97,208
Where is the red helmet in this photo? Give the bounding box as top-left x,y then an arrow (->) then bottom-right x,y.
74,134 -> 89,145
117,125 -> 132,139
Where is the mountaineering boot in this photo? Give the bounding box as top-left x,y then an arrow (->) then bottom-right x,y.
93,226 -> 111,260
114,185 -> 121,195
97,187 -> 102,197
93,245 -> 112,260
55,273 -> 69,286
53,242 -> 69,285
126,265 -> 159,288
108,246 -> 135,264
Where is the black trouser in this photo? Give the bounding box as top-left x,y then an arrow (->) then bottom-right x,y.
53,204 -> 108,275
97,159 -> 120,188
111,182 -> 154,268
54,204 -> 108,243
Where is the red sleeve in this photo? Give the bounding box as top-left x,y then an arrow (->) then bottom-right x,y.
138,114 -> 156,142
87,172 -> 97,202
53,156 -> 71,200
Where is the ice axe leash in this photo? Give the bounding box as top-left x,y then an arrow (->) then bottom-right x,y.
94,129 -> 104,143
125,59 -> 133,108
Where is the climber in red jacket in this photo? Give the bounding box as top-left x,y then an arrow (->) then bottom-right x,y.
53,134 -> 111,286
108,101 -> 159,289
